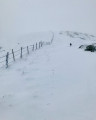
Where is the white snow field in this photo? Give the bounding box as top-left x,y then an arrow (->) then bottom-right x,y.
0,31 -> 96,120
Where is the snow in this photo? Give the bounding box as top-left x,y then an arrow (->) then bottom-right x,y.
0,31 -> 96,120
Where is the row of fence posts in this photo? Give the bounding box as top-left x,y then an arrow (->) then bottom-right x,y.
6,41 -> 44,68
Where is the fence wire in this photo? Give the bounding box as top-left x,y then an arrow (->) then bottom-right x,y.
0,34 -> 54,69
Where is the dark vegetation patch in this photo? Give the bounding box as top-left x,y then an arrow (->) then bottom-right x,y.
85,45 -> 96,52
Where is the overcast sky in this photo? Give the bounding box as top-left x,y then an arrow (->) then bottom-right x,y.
0,0 -> 96,39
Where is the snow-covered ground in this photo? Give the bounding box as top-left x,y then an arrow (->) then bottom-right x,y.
0,31 -> 96,120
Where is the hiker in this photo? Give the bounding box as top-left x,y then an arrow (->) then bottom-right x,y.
70,43 -> 72,46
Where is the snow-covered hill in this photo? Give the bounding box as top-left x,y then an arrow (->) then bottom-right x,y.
0,31 -> 96,120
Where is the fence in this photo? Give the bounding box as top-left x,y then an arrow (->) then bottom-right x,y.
0,32 -> 54,69
0,41 -> 48,69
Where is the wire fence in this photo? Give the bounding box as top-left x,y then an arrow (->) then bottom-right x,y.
0,33 -> 54,69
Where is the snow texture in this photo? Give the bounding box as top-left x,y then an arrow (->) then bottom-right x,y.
0,31 -> 96,120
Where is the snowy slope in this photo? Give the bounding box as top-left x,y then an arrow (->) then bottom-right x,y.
0,31 -> 96,120
0,31 -> 53,68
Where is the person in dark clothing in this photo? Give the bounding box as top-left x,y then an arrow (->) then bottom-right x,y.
70,43 -> 72,46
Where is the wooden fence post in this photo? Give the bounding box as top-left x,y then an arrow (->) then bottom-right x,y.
20,47 -> 22,58
40,42 -> 42,47
51,32 -> 54,43
41,41 -> 43,47
6,52 -> 9,68
39,42 -> 41,49
12,49 -> 15,61
36,43 -> 37,50
27,46 -> 29,54
32,45 -> 34,51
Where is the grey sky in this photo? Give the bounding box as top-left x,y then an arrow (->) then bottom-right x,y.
0,0 -> 96,39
